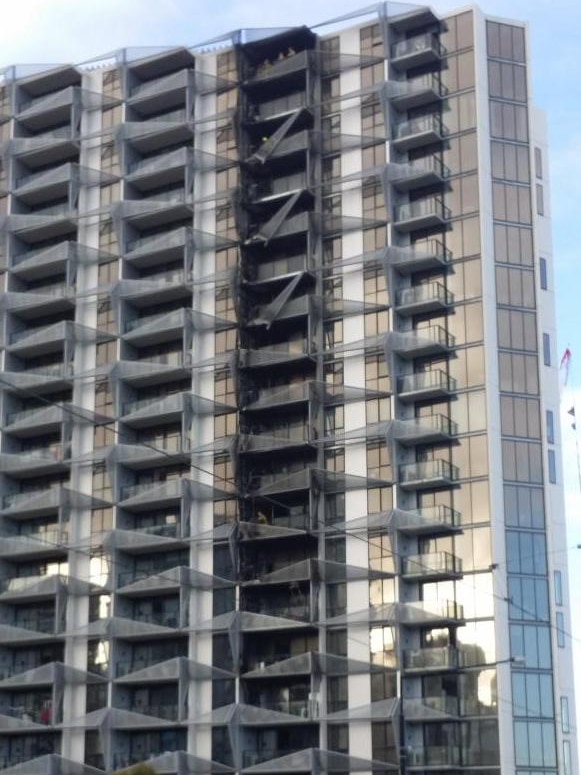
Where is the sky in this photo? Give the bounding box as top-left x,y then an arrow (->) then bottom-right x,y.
1,0 -> 581,736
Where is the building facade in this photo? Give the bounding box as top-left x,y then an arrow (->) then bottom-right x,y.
0,3 -> 575,774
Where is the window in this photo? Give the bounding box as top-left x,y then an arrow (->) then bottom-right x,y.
536,183 -> 544,215
539,257 -> 548,290
564,740 -> 572,775
534,147 -> 543,179
542,333 -> 551,366
548,449 -> 557,483
546,410 -> 555,444
560,696 -> 570,733
556,611 -> 566,647
554,570 -> 563,606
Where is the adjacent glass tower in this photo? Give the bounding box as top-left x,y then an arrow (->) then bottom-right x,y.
0,3 -> 575,775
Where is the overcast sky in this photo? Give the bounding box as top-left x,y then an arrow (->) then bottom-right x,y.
2,0 -> 581,730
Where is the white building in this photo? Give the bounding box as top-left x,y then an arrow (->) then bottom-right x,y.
0,4 -> 574,775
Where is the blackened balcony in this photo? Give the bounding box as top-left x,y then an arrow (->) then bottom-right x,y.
250,91 -> 310,125
402,551 -> 462,581
403,645 -> 460,673
391,33 -> 445,70
393,196 -> 450,232
247,254 -> 311,285
391,114 -> 447,152
396,369 -> 457,403
240,423 -> 313,455
398,460 -> 459,490
245,50 -> 310,86
243,597 -> 314,623
389,73 -> 447,111
387,239 -> 451,275
241,339 -> 313,369
395,281 -> 453,316
243,382 -> 310,412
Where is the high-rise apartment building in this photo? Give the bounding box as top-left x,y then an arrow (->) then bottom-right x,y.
0,3 -> 574,774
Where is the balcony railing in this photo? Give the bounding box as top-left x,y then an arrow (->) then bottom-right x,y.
399,459 -> 459,488
408,746 -> 461,768
403,645 -> 459,671
391,33 -> 445,66
391,114 -> 447,150
397,369 -> 457,398
127,702 -> 179,720
243,750 -> 300,767
402,551 -> 462,579
395,281 -> 453,311
393,196 -> 450,230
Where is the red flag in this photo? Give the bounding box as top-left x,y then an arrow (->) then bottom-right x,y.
560,348 -> 572,385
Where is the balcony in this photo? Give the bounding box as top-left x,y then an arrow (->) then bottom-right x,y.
403,645 -> 460,673
398,504 -> 461,536
393,196 -> 450,232
126,146 -> 188,191
389,73 -> 447,111
388,239 -> 451,276
123,308 -> 190,346
121,391 -> 188,427
246,50 -> 310,86
2,285 -> 74,318
128,68 -> 193,115
119,479 -> 187,510
249,91 -> 310,125
391,414 -> 457,446
395,281 -> 453,316
9,126 -> 80,167
241,340 -> 312,369
0,445 -> 68,476
243,382 -> 310,412
389,156 -> 450,192
248,254 -> 311,285
388,325 -> 455,359
1,487 -> 64,517
391,114 -> 447,152
14,163 -> 75,206
398,460 -> 459,490
397,370 -> 457,403
5,404 -> 68,436
391,33 -> 445,70
243,749 -> 301,768
243,599 -> 313,623
401,600 -> 464,627
407,746 -> 461,770
6,361 -> 74,391
241,425 -> 313,455
0,530 -> 68,560
8,321 -> 71,357
127,701 -> 179,721
5,205 -> 78,242
402,551 -> 462,581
